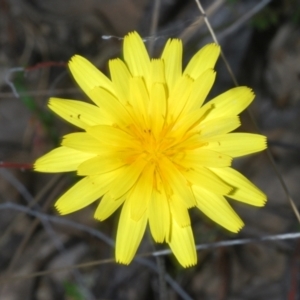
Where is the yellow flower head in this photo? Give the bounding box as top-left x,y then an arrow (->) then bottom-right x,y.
35,31 -> 267,267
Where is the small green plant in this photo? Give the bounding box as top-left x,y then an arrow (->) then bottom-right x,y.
63,281 -> 85,300
251,7 -> 279,30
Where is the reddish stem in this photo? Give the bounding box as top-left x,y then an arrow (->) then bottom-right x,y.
0,162 -> 33,170
25,61 -> 67,71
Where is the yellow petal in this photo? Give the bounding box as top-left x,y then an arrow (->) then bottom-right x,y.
210,167 -> 267,206
201,133 -> 267,157
109,58 -> 131,103
94,193 -> 125,221
87,125 -> 137,148
169,194 -> 191,227
184,43 -> 220,80
193,186 -> 244,232
173,106 -> 212,139
159,157 -> 196,208
107,158 -> 147,199
48,98 -> 104,129
201,87 -> 255,122
168,220 -> 197,267
161,38 -> 182,89
185,69 -> 216,112
129,77 -> 150,128
168,75 -> 193,123
62,133 -> 103,154
150,59 -> 165,84
149,82 -> 167,138
34,146 -> 96,173
184,167 -> 232,195
182,149 -> 232,168
196,116 -> 241,137
89,87 -> 132,126
77,154 -> 125,175
55,173 -> 115,214
68,55 -> 114,97
123,32 -> 151,86
149,188 -> 170,243
116,198 -> 148,264
129,163 -> 154,221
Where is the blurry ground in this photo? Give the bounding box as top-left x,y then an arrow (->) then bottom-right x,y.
1,0 -> 300,299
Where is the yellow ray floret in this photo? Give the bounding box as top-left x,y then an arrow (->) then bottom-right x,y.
34,31 -> 267,268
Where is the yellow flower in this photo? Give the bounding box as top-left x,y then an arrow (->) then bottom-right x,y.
34,31 -> 267,267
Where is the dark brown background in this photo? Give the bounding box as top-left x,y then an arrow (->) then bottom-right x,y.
0,0 -> 300,299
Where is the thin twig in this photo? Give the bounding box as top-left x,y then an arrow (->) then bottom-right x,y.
156,255 -> 168,300
0,202 -> 192,299
217,0 -> 272,40
0,202 -> 300,282
193,0 -> 300,223
179,0 -> 225,43
148,0 -> 161,55
0,88 -> 79,99
3,178 -> 66,274
4,67 -> 24,98
0,171 -> 95,299
0,174 -> 62,248
2,201 -> 300,299
154,232 -> 300,256
136,258 -> 193,300
0,202 -> 114,246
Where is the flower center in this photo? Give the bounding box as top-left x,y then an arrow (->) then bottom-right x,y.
138,126 -> 183,164
141,130 -> 162,162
